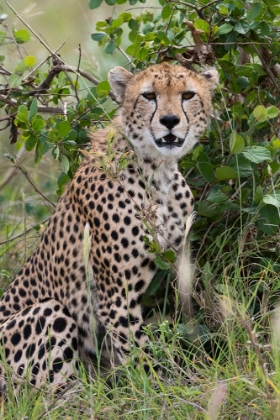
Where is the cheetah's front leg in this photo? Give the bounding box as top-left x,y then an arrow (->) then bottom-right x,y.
96,292 -> 155,374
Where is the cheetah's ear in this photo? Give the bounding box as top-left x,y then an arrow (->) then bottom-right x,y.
201,69 -> 219,90
108,66 -> 134,103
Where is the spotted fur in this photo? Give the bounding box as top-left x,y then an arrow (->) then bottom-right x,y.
0,63 -> 218,391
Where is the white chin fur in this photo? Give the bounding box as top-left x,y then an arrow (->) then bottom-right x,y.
129,130 -> 198,161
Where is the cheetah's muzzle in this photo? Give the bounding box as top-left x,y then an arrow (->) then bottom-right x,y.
155,134 -> 184,148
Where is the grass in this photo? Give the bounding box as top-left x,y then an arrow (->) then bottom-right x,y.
1,270 -> 280,418
1,307 -> 280,419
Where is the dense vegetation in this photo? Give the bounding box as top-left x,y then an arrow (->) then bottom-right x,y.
0,0 -> 279,418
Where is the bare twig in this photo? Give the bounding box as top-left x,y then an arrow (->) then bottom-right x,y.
5,0 -> 63,62
116,46 -> 136,69
0,217 -> 50,246
173,0 -> 221,19
5,1 -> 115,101
28,64 -> 115,100
15,162 -> 56,209
200,0 -> 222,11
175,0 -> 205,19
74,44 -> 82,100
0,65 -> 11,76
22,39 -> 68,83
37,106 -> 64,114
0,95 -> 63,114
246,38 -> 280,93
0,148 -> 25,191
0,119 -> 11,131
3,23 -> 24,59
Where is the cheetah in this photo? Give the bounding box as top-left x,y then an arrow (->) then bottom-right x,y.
0,63 -> 218,391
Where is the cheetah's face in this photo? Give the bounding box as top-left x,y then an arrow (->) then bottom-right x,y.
109,63 -> 218,161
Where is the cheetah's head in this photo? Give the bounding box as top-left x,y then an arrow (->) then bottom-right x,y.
109,63 -> 218,161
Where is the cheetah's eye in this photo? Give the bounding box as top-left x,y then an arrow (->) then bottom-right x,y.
182,91 -> 195,100
142,92 -> 156,100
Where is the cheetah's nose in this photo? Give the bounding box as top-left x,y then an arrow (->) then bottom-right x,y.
160,115 -> 180,130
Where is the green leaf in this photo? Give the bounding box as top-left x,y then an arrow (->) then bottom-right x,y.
129,19 -> 139,31
272,139 -> 280,150
105,40 -> 116,54
111,17 -> 124,28
13,29 -> 30,43
253,105 -> 268,122
25,134 -> 37,151
136,47 -> 148,61
28,99 -> 38,122
217,4 -> 228,15
32,116 -> 44,131
146,270 -> 167,295
154,256 -> 170,270
197,162 -> 215,183
57,172 -> 70,190
162,3 -> 173,19
197,201 -> 219,217
24,55 -> 36,67
267,106 -> 279,119
263,193 -> 280,208
16,105 -> 28,123
216,166 -> 238,180
88,0 -> 103,8
119,12 -> 132,21
67,130 -> 78,141
35,139 -> 43,164
143,32 -> 156,42
91,32 -> 106,41
242,146 -> 271,164
96,21 -> 107,29
236,76 -> 250,89
105,0 -> 116,4
58,121 -> 71,138
156,31 -> 170,44
234,20 -> 251,34
60,154 -> 70,174
125,44 -> 135,57
254,186 -> 263,203
229,131 -> 245,154
246,2 -> 262,22
216,23 -> 233,35
9,73 -> 22,88
256,205 -> 279,235
225,31 -> 237,50
258,21 -> 270,36
230,155 -> 253,177
97,80 -> 111,97
207,190 -> 228,204
163,250 -> 177,263
194,19 -> 210,35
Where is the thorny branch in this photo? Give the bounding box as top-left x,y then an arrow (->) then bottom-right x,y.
0,64 -> 115,135
173,0 -> 221,19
